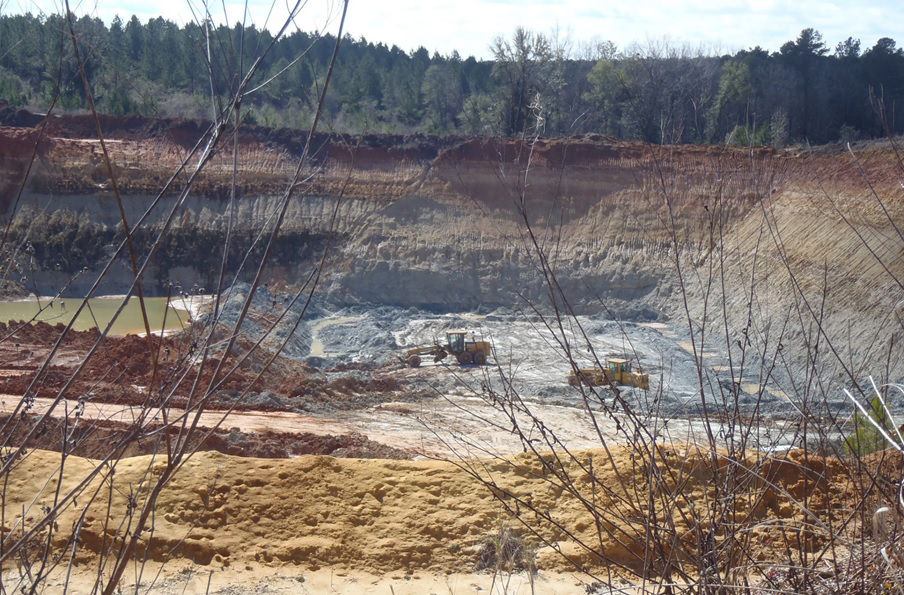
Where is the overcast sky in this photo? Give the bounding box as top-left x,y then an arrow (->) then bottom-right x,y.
7,0 -> 903,59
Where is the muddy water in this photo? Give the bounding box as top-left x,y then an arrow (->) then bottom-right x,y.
0,296 -> 190,336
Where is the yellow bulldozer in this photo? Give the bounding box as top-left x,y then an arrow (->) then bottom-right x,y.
401,330 -> 492,367
568,358 -> 649,390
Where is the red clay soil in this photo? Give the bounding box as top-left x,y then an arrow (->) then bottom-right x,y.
0,107 -> 461,170
0,320 -> 407,416
0,413 -> 412,459
4,107 -> 902,209
0,320 -> 101,350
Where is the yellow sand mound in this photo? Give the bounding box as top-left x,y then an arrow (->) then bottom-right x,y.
2,446 -> 873,578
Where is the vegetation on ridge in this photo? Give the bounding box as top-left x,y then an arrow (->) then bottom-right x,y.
1,13 -> 903,143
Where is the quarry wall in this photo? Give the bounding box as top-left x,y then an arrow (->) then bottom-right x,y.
1,114 -> 902,379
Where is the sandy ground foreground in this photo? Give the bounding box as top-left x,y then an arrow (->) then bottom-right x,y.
27,564 -> 601,594
3,448 -> 660,593
2,444 -> 864,595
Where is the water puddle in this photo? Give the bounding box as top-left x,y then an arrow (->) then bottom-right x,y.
638,321 -> 669,329
678,340 -> 719,357
309,315 -> 364,356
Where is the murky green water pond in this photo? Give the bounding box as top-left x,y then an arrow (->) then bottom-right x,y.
0,296 -> 190,335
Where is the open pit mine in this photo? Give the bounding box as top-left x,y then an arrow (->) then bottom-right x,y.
1,109 -> 902,593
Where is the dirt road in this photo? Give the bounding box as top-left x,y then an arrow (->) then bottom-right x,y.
0,391 -> 626,457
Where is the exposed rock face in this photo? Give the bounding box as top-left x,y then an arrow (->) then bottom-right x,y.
1,113 -> 902,380
0,126 -> 43,214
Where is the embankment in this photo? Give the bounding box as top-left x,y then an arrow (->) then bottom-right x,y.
4,446 -> 884,576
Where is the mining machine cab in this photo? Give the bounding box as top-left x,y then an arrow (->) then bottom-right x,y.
445,330 -> 491,365
402,330 -> 492,368
607,358 -> 649,388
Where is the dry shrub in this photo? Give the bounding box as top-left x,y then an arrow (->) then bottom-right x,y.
475,523 -> 538,575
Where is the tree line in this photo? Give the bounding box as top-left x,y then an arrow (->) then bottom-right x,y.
0,12 -> 902,145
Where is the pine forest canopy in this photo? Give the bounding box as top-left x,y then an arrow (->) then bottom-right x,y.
0,13 -> 902,145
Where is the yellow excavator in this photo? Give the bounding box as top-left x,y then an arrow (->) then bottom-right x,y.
568,358 -> 649,389
401,330 -> 492,367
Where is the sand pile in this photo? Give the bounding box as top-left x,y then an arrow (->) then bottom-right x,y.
4,445 -> 894,581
